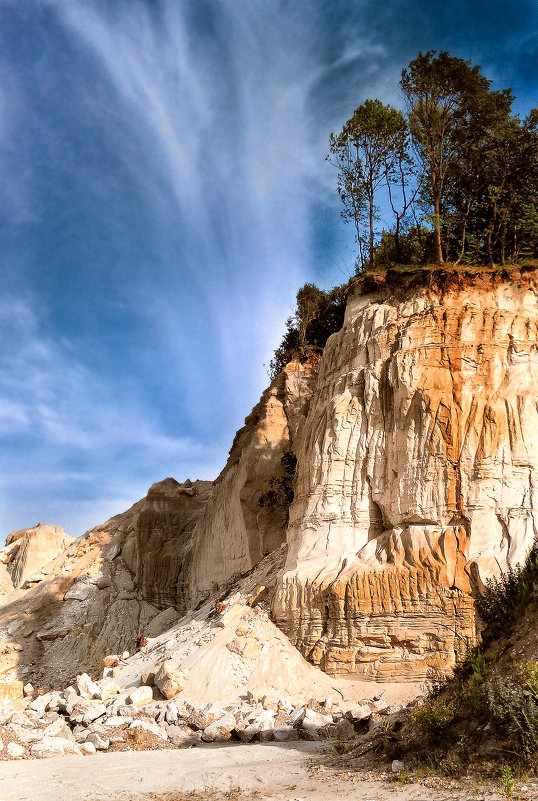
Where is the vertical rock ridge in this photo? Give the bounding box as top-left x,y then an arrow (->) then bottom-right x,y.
273,270 -> 538,680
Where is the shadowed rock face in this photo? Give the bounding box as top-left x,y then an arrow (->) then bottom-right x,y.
182,361 -> 318,609
273,270 -> 538,681
123,478 -> 213,612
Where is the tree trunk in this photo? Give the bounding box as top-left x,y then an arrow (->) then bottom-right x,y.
486,220 -> 495,268
453,199 -> 471,267
434,196 -> 444,265
369,195 -> 374,268
394,215 -> 402,263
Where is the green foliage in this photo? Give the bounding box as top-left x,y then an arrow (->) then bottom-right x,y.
486,665 -> 538,758
373,225 -> 437,268
500,765 -> 515,798
476,542 -> 538,637
411,697 -> 457,745
269,283 -> 346,378
258,451 -> 297,517
328,99 -> 410,268
329,50 -> 538,269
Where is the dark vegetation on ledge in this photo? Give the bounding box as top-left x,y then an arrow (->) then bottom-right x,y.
269,283 -> 347,378
258,451 -> 297,518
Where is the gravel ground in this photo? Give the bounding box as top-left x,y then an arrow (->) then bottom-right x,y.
1,741 -> 535,801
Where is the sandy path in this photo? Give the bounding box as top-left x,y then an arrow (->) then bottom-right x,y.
0,742 -> 508,801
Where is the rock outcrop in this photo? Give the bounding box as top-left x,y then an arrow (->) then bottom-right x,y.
0,524 -> 72,593
182,361 -> 317,608
273,269 -> 538,680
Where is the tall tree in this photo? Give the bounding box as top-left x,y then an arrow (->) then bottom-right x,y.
328,99 -> 409,269
401,51 -> 494,265
444,86 -> 514,264
481,110 -> 538,265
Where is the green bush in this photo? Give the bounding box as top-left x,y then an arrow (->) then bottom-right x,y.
485,662 -> 538,757
411,697 -> 457,745
269,284 -> 347,378
258,452 -> 297,517
476,542 -> 538,637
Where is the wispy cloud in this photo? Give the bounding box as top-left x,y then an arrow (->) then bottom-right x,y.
0,295 -> 216,534
1,0 -> 536,537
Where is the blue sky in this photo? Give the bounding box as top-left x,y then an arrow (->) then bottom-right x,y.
1,0 -> 537,537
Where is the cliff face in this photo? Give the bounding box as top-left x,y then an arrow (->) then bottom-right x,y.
273,270 -> 538,680
1,270 -> 537,690
183,361 -> 317,609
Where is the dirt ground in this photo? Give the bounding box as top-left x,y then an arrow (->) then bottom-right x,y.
1,741 -> 535,801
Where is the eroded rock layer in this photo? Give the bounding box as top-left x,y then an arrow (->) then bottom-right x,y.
273,269 -> 538,680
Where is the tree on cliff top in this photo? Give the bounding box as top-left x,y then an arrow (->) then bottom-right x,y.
328,99 -> 409,269
330,50 -> 538,269
269,283 -> 346,378
401,51 -> 500,265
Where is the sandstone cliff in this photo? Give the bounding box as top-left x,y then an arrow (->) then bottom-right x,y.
1,269 -> 537,691
273,268 -> 538,680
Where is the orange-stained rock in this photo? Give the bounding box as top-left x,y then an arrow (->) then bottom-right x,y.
0,680 -> 23,702
273,268 -> 538,680
1,523 -> 72,591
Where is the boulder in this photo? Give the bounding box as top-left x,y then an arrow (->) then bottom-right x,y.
9,711 -> 32,727
346,704 -> 372,722
127,685 -> 153,707
76,673 -> 101,701
165,701 -> 179,723
332,718 -> 356,740
31,737 -> 82,758
300,708 -> 333,731
216,605 -> 245,628
6,723 -> 42,743
166,724 -> 202,748
191,703 -> 224,730
84,732 -> 109,751
42,718 -> 72,739
141,669 -> 156,687
154,661 -> 186,700
273,725 -> 299,742
104,716 -> 132,728
226,637 -> 261,659
129,720 -> 164,738
237,710 -> 275,743
102,655 -> 120,668
202,712 -> 237,742
81,703 -> 107,725
27,695 -> 47,715
7,742 -> 25,758
99,681 -> 121,702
